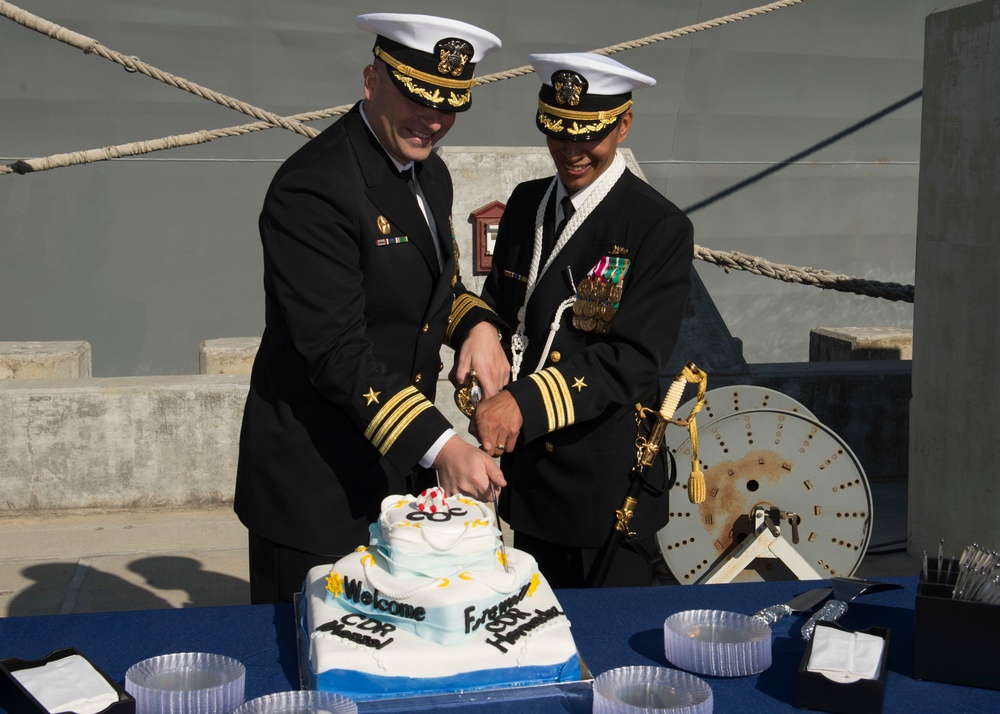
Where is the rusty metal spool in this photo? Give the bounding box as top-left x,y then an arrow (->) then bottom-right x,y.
657,406 -> 872,584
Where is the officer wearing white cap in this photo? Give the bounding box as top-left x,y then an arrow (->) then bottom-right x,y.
235,14 -> 508,603
467,52 -> 694,588
354,13 -> 500,112
532,52 -> 652,141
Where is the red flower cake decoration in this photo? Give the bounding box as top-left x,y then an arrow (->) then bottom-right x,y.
416,487 -> 447,513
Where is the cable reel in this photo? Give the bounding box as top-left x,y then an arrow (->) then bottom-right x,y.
656,388 -> 872,585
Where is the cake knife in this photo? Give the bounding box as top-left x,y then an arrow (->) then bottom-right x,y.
491,484 -> 509,573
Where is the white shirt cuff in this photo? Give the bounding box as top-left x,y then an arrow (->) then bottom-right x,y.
419,428 -> 456,468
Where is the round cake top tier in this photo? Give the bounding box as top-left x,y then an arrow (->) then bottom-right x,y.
374,492 -> 501,557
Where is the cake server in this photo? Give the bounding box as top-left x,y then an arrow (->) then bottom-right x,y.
800,576 -> 903,640
751,586 -> 833,625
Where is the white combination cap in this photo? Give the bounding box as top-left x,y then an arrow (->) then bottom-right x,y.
355,13 -> 502,112
529,52 -> 655,140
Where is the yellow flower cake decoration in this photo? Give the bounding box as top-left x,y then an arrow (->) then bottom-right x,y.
325,571 -> 344,598
437,578 -> 450,588
459,571 -> 473,580
497,548 -> 508,570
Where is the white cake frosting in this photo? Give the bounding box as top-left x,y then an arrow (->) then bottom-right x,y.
299,492 -> 581,701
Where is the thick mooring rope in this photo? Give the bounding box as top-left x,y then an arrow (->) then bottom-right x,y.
0,0 -> 916,304
694,246 -> 914,302
0,0 -> 806,175
0,2 -> 318,142
474,0 -> 808,85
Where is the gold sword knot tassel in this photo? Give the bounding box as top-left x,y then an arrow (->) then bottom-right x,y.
614,496 -> 638,534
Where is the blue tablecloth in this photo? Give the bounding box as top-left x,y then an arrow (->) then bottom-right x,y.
2,576 -> 998,713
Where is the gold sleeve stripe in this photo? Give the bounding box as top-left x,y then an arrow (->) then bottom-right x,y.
547,367 -> 575,426
446,294 -> 494,341
380,401 -> 434,455
369,393 -> 426,449
537,371 -> 564,428
527,373 -> 557,432
364,387 -> 417,440
364,386 -> 435,454
538,367 -> 574,429
527,368 -> 576,433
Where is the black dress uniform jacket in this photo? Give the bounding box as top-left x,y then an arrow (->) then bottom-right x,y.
483,168 -> 693,549
235,103 -> 495,556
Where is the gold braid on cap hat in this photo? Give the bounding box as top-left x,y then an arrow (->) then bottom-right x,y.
537,98 -> 633,136
374,46 -> 477,89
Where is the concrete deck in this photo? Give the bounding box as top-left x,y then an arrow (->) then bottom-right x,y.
0,482 -> 918,619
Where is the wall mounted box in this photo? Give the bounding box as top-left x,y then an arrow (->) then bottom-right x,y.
913,557 -> 1000,690
797,624 -> 890,714
0,648 -> 135,714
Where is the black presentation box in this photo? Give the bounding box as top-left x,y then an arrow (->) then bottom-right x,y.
913,557 -> 1000,690
0,648 -> 135,714
797,623 -> 891,714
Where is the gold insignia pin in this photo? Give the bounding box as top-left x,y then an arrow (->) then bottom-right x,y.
363,387 -> 381,406
377,216 -> 391,235
610,245 -> 628,255
572,377 -> 588,392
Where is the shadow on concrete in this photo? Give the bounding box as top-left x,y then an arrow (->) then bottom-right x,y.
128,556 -> 249,608
8,563 -> 173,617
6,559 -> 250,617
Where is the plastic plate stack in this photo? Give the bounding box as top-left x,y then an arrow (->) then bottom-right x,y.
125,653 -> 245,714
234,691 -> 356,714
663,610 -> 772,677
593,666 -> 712,714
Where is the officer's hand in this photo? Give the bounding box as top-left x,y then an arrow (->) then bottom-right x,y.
450,322 -> 509,398
433,434 -> 507,501
472,391 -> 523,457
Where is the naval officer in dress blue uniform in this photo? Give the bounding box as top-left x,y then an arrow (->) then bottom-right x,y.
471,53 -> 694,588
235,14 -> 509,603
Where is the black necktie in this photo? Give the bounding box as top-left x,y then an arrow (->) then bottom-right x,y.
404,167 -> 416,196
556,196 -> 575,238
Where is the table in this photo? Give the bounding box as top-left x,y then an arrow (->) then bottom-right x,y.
2,576 -> 999,713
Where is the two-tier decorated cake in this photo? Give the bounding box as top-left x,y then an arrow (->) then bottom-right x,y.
299,489 -> 581,700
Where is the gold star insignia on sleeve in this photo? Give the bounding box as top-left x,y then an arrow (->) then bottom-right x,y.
363,387 -> 381,405
572,377 -> 588,392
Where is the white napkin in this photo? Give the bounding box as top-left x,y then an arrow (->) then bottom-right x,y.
806,626 -> 885,684
12,654 -> 120,714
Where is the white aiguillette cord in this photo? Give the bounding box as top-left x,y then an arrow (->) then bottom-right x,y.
510,151 -> 626,380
